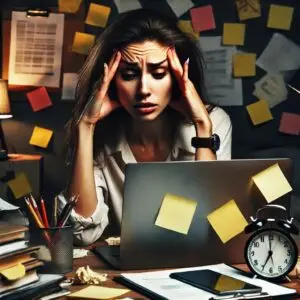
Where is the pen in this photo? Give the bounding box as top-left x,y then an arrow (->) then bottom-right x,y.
40,198 -> 50,228
29,194 -> 44,227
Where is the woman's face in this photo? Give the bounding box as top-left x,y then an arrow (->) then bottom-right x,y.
114,40 -> 173,121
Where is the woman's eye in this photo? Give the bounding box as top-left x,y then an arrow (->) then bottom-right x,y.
152,73 -> 166,79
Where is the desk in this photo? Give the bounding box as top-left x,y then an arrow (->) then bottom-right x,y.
59,241 -> 300,300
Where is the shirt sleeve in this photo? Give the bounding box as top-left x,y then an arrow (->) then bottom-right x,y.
56,166 -> 109,246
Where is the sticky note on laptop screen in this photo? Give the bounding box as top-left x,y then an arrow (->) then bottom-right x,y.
207,200 -> 248,243
155,193 -> 197,235
67,285 -> 129,299
252,163 -> 292,203
7,173 -> 32,199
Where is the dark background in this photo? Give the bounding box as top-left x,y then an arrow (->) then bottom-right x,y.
1,0 -> 300,203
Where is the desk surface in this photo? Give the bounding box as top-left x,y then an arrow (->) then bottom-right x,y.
60,242 -> 300,299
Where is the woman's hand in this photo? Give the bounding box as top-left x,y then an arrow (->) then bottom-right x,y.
167,47 -> 212,137
79,51 -> 122,126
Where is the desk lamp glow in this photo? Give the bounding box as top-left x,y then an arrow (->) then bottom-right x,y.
0,80 -> 12,160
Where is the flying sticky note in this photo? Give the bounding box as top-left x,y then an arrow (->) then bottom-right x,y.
190,5 -> 216,32
279,112 -> 300,135
155,193 -> 197,234
207,200 -> 248,243
72,32 -> 95,55
223,23 -> 245,46
85,3 -> 111,28
233,53 -> 256,77
58,0 -> 82,13
267,5 -> 294,31
235,0 -> 261,21
7,173 -> 32,199
215,274 -> 246,292
26,87 -> 52,112
67,286 -> 129,299
62,73 -> 78,101
0,264 -> 26,281
246,100 -> 273,126
252,163 -> 293,203
29,126 -> 53,148
178,20 -> 199,40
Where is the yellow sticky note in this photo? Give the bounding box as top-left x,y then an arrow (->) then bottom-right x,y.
85,3 -> 111,28
223,23 -> 245,46
29,126 -> 53,148
233,53 -> 256,77
215,274 -> 246,292
178,20 -> 199,40
67,285 -> 129,299
0,264 -> 26,281
246,99 -> 273,126
236,0 -> 261,21
7,173 -> 32,199
72,32 -> 95,55
155,193 -> 197,234
252,163 -> 293,203
267,5 -> 294,31
207,200 -> 248,243
58,0 -> 82,13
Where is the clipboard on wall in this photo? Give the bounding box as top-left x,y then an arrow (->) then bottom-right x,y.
1,4 -> 86,93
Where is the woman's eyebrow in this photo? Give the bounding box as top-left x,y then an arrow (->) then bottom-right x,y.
120,59 -> 168,67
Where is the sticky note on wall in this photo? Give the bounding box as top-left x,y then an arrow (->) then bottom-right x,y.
26,87 -> 52,112
252,163 -> 292,203
235,0 -> 261,21
207,200 -> 248,243
7,173 -> 32,199
85,3 -> 111,28
246,100 -> 273,126
29,126 -> 53,148
155,193 -> 197,234
233,53 -> 256,77
190,5 -> 216,32
267,5 -> 294,31
223,23 -> 245,46
72,32 -> 95,55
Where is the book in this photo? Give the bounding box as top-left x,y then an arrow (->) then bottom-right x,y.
0,224 -> 28,245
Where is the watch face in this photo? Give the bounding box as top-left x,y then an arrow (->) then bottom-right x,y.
245,228 -> 298,279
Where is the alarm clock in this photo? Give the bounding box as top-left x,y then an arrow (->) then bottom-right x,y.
244,204 -> 299,280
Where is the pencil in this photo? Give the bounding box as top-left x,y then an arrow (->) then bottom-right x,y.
29,194 -> 44,227
40,198 -> 50,228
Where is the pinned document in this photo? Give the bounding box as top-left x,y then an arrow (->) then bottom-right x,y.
246,100 -> 273,126
235,0 -> 261,21
26,87 -> 52,112
279,112 -> 300,135
233,53 -> 256,77
85,3 -> 111,28
252,163 -> 293,203
7,173 -> 32,199
58,0 -> 82,13
223,23 -> 245,46
178,20 -> 199,40
207,200 -> 248,243
267,5 -> 294,31
190,5 -> 216,32
72,32 -> 95,55
166,0 -> 194,17
67,285 -> 129,299
29,126 -> 53,148
155,193 -> 197,234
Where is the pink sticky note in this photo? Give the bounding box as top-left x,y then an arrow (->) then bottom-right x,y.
190,5 -> 216,32
279,112 -> 300,135
26,87 -> 52,112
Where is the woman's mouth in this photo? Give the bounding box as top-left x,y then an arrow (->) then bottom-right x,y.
134,103 -> 158,115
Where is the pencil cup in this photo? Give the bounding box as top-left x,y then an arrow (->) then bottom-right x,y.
29,226 -> 73,274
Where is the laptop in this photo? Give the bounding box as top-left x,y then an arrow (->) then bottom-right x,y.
94,159 -> 293,270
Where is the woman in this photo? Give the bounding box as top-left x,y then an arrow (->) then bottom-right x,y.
58,9 -> 232,245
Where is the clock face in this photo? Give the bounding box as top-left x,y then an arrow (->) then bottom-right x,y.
245,228 -> 298,279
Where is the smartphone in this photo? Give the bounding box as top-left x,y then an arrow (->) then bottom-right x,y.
169,269 -> 262,296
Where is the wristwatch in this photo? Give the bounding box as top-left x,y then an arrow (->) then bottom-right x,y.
191,134 -> 220,152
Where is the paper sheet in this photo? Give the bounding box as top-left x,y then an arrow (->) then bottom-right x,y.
279,112 -> 300,135
29,126 -> 53,148
26,87 -> 52,112
7,173 -> 32,199
253,74 -> 288,108
190,5 -> 216,32
166,0 -> 194,17
67,286 -> 129,299
252,163 -> 293,203
235,0 -> 261,21
155,193 -> 197,234
223,23 -> 245,46
200,36 -> 243,106
8,12 -> 64,88
72,32 -> 95,55
58,0 -> 82,13
233,53 -> 256,77
246,99 -> 273,125
85,3 -> 111,28
114,0 -> 141,13
207,200 -> 248,243
256,33 -> 300,81
177,20 -> 199,40
62,73 -> 78,101
267,4 -> 294,31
